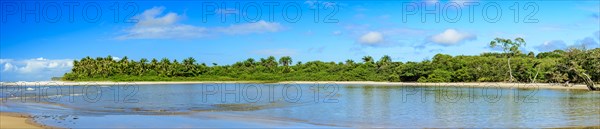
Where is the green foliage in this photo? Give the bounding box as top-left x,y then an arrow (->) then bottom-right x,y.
490,37 -> 526,56
536,50 -> 565,59
489,37 -> 528,82
423,69 -> 452,82
62,48 -> 600,84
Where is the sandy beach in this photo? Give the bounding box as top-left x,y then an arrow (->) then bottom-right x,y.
0,112 -> 50,129
0,81 -> 594,90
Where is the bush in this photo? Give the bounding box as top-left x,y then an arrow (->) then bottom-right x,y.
425,69 -> 452,82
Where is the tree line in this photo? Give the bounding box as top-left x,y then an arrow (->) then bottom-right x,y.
62,38 -> 600,85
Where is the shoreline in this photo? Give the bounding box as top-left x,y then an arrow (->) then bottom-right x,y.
0,81 -> 593,90
0,112 -> 59,129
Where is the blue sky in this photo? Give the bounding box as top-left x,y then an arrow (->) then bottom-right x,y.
1,0 -> 599,81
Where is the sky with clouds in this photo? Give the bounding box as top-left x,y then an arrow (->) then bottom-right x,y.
1,0 -> 599,81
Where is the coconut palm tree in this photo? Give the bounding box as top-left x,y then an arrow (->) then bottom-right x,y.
362,56 -> 374,64
183,57 -> 197,76
378,55 -> 391,65
150,58 -> 158,70
159,58 -> 171,76
345,59 -> 355,66
377,55 -> 392,72
279,56 -> 292,67
139,58 -> 149,75
245,58 -> 255,67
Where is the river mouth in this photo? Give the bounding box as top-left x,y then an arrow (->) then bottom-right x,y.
1,84 -> 599,128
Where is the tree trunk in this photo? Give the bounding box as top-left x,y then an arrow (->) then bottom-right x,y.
507,58 -> 514,82
531,70 -> 538,83
579,72 -> 598,91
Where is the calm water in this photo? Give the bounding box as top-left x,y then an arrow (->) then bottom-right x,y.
1,84 -> 599,128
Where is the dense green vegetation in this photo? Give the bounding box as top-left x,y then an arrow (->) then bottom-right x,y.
63,38 -> 600,84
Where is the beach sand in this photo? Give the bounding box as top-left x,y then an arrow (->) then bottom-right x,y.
0,112 -> 46,129
0,81 -> 595,90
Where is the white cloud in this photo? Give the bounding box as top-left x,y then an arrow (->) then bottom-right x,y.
13,58 -> 72,73
136,7 -> 181,27
3,63 -> 14,72
535,40 -> 567,52
342,24 -> 426,48
0,59 -> 12,64
117,7 -> 207,40
252,49 -> 297,56
216,20 -> 282,35
0,58 -> 73,81
428,29 -> 476,45
119,24 -> 208,40
358,31 -> 384,46
117,7 -> 282,40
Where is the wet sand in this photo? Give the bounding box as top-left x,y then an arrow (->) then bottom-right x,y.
0,81 -> 594,90
0,112 -> 48,129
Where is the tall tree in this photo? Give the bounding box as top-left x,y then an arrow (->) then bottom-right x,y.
362,56 -> 374,64
279,56 -> 292,67
245,58 -> 255,67
490,37 -> 526,82
345,59 -> 355,66
266,56 -> 278,68
377,55 -> 391,66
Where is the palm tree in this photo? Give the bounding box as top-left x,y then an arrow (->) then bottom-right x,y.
279,56 -> 292,67
245,58 -> 255,67
259,58 -> 267,66
150,58 -> 158,70
140,58 -> 148,64
159,58 -> 171,76
139,58 -> 148,75
183,57 -> 197,76
119,56 -> 130,75
183,57 -> 196,66
378,55 -> 391,65
362,56 -> 374,64
266,56 -> 277,68
120,56 -> 129,63
377,55 -> 392,72
345,59 -> 355,66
